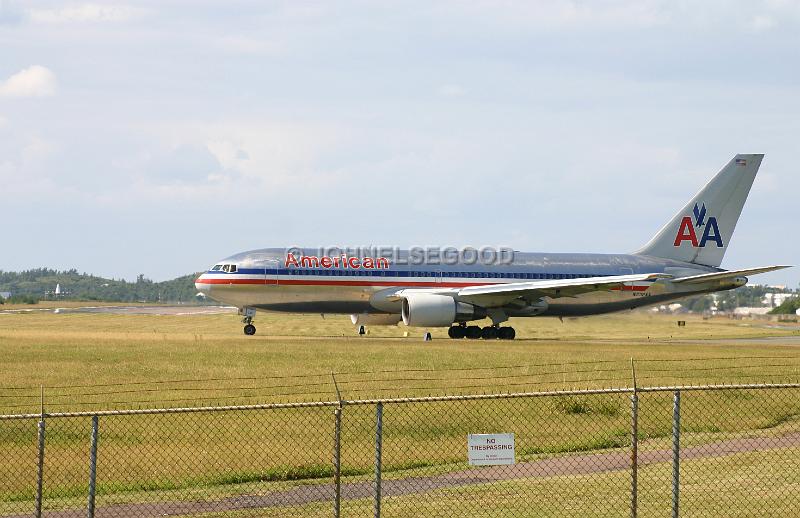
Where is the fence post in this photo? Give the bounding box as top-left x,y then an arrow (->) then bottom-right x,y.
333,406 -> 342,518
87,415 -> 99,518
35,419 -> 46,518
672,390 -> 681,518
35,386 -> 46,518
374,402 -> 383,518
630,391 -> 639,518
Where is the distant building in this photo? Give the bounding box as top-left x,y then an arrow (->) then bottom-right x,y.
44,283 -> 68,298
763,292 -> 797,307
650,303 -> 685,314
733,307 -> 771,316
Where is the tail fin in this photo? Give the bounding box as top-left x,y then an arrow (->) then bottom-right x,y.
635,154 -> 763,268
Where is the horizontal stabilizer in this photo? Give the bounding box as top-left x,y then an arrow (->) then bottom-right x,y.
671,265 -> 792,284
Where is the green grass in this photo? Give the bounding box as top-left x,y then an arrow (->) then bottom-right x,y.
159,447 -> 800,518
1,310 -> 799,515
0,311 -> 798,413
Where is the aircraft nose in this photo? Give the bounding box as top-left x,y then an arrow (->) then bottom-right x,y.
195,274 -> 211,293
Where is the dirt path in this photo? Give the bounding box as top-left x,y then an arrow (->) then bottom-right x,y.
13,432 -> 800,518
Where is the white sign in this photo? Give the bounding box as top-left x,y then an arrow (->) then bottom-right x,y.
467,433 -> 515,466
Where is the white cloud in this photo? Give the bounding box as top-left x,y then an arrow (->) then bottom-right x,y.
215,35 -> 284,56
28,3 -> 146,23
438,84 -> 467,97
0,65 -> 57,97
206,139 -> 250,172
445,0 -> 671,30
751,14 -> 776,31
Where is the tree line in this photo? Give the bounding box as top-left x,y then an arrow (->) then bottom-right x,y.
0,268 -> 202,304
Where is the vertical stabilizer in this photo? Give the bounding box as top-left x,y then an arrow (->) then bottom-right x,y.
635,154 -> 763,267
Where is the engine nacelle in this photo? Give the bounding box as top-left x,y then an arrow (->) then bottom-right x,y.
350,313 -> 403,326
401,293 -> 485,327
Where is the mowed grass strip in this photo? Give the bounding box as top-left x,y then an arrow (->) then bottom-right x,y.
0,311 -> 799,413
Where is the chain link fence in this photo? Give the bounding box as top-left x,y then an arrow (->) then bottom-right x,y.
2,384 -> 800,517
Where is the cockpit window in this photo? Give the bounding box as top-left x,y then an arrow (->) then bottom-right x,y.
211,265 -> 222,271
218,264 -> 238,273
229,265 -> 237,273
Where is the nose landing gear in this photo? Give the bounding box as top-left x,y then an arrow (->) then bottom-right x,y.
239,307 -> 257,336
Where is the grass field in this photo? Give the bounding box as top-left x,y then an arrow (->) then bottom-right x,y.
1,309 -> 800,516
1,310 -> 799,413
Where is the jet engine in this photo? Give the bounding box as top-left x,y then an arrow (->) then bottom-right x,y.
401,293 -> 485,327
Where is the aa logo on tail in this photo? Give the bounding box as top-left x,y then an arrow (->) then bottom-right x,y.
673,203 -> 723,248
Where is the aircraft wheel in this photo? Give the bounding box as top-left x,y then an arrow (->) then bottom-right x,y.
448,326 -> 466,339
481,326 -> 498,340
243,324 -> 257,336
498,327 -> 516,340
465,325 -> 482,339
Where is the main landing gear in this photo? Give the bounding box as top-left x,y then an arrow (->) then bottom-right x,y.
240,307 -> 257,336
448,324 -> 516,340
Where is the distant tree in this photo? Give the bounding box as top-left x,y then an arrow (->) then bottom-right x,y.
9,294 -> 39,304
770,296 -> 800,315
0,269 -> 205,304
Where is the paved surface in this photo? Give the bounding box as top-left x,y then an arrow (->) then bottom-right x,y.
0,305 -> 235,316
11,431 -> 800,518
669,335 -> 800,345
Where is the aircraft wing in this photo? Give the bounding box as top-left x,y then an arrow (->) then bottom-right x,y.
454,273 -> 669,307
670,265 -> 792,285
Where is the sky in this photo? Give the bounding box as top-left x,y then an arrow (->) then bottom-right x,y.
1,0 -> 798,286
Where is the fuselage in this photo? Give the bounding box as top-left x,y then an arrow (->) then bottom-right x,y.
195,248 -> 735,317
194,155 -> 781,335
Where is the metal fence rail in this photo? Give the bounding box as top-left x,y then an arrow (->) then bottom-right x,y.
1,383 -> 799,517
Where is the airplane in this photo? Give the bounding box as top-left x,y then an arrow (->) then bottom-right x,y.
195,154 -> 790,339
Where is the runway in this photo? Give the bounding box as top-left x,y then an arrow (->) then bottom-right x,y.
0,305 -> 237,316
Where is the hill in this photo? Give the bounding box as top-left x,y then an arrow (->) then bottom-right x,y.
0,268 -> 201,304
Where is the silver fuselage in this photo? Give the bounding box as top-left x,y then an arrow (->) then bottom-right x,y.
195,248 -> 741,318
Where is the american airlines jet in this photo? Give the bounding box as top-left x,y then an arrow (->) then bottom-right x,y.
196,154 -> 789,339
